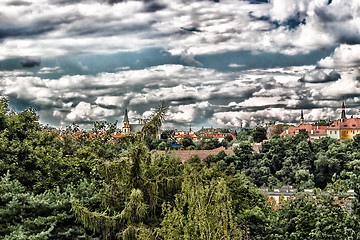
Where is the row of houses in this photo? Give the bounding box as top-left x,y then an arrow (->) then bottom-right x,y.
281,102 -> 360,140
263,186 -> 355,211
172,130 -> 236,143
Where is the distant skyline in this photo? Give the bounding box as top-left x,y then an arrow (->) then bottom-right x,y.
1,0 -> 360,130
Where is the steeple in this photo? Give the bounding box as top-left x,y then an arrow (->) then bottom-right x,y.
124,108 -> 129,123
300,110 -> 304,124
341,101 -> 346,119
122,108 -> 130,133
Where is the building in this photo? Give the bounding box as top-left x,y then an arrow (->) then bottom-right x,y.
263,187 -> 355,210
327,101 -> 360,140
122,108 -> 144,134
281,102 -> 360,140
327,118 -> 360,140
280,110 -> 327,140
199,132 -> 236,143
263,186 -> 297,209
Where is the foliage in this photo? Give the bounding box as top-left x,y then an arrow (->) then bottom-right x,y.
2,96 -> 360,239
0,171 -> 100,239
180,134 -> 195,149
195,136 -> 221,150
72,144 -> 183,239
269,124 -> 284,138
251,126 -> 267,143
269,190 -> 360,239
158,163 -> 244,239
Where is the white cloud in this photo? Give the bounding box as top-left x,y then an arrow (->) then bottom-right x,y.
66,101 -> 115,122
321,69 -> 360,97
1,61 -> 358,129
228,63 -> 245,68
317,44 -> 360,68
0,0 -> 359,60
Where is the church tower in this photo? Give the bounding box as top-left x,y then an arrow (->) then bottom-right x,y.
300,110 -> 304,125
341,101 -> 346,120
122,109 -> 131,134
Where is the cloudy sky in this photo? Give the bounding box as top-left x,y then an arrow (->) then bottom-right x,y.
1,0 -> 360,130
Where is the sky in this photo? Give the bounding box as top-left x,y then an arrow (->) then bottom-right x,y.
1,0 -> 360,130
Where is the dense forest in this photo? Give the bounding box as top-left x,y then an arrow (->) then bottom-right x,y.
1,97 -> 360,239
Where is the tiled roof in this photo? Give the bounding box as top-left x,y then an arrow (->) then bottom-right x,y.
280,124 -> 327,136
174,133 -> 197,138
202,132 -> 236,139
59,130 -> 123,139
328,118 -> 360,129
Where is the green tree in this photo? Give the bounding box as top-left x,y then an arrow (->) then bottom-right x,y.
180,134 -> 195,149
226,174 -> 270,239
269,190 -> 359,239
251,126 -> 267,143
225,134 -> 234,142
158,163 -> 244,239
0,171 -> 100,239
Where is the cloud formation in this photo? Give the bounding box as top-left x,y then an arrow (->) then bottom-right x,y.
299,69 -> 340,83
1,0 -> 360,129
1,62 -> 358,129
1,0 -> 359,60
20,57 -> 41,68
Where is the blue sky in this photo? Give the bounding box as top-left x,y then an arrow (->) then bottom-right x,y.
1,0 -> 360,130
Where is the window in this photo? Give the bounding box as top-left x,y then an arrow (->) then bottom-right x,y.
330,131 -> 332,134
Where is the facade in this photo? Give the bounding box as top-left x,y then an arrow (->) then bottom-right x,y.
264,187 -> 355,210
174,131 -> 201,143
201,132 -> 236,142
280,123 -> 327,140
327,118 -> 360,140
121,108 -> 144,134
281,102 -> 360,140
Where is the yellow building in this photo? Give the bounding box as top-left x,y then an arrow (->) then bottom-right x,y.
327,118 -> 360,140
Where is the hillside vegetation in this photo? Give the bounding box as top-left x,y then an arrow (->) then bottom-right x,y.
1,97 -> 360,239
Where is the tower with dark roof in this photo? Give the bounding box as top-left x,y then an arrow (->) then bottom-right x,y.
300,110 -> 304,125
341,101 -> 346,120
122,108 -> 131,134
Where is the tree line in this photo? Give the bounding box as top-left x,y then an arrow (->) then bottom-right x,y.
1,97 -> 360,239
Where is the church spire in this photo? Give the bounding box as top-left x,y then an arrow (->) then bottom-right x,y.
123,108 -> 129,123
123,108 -> 130,133
300,110 -> 304,124
341,101 -> 346,119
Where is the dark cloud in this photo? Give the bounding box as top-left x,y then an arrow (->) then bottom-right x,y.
314,7 -> 353,23
282,14 -> 306,30
0,25 -> 56,38
180,26 -> 202,33
299,70 -> 341,83
0,13 -> 82,39
20,57 -> 41,68
143,1 -> 167,12
6,0 -> 31,6
337,35 -> 360,45
248,0 -> 269,4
